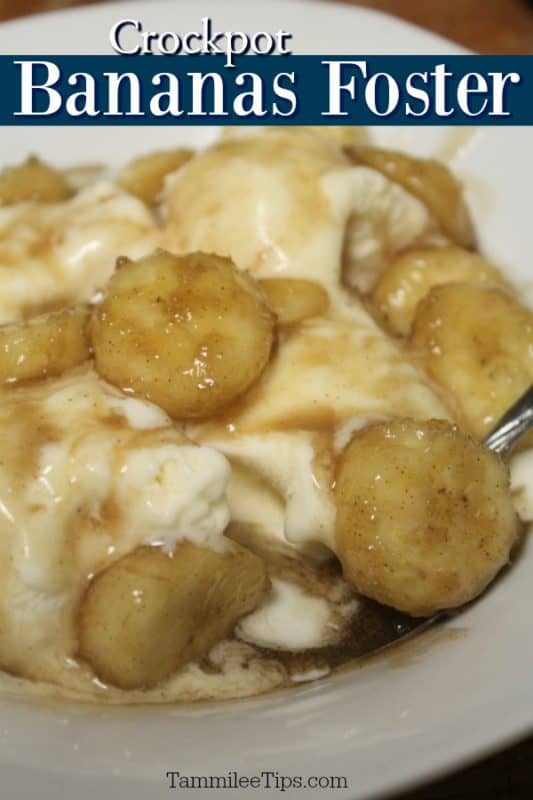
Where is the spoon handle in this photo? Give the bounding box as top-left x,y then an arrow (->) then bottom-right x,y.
484,385 -> 533,455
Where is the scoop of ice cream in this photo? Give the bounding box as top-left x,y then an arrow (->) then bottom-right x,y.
189,298 -> 450,556
0,368 -> 231,688
162,130 -> 350,295
162,129 -> 440,301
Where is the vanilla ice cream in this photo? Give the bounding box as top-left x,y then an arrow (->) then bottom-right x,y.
0,181 -> 158,323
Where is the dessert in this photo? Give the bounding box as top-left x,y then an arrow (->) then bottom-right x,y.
0,127 -> 529,702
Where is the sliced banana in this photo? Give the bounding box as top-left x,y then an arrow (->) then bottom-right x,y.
373,246 -> 505,336
0,156 -> 71,205
346,145 -> 475,249
260,278 -> 329,325
411,283 -> 533,438
0,305 -> 91,385
91,250 -> 275,419
335,418 -> 519,617
118,148 -> 193,205
78,541 -> 268,689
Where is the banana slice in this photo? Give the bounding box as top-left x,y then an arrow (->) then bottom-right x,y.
335,418 -> 519,617
0,156 -> 71,205
91,250 -> 275,419
373,246 -> 505,336
260,278 -> 329,325
78,541 -> 269,689
411,283 -> 533,438
0,305 -> 91,385
118,148 -> 193,205
346,145 -> 475,249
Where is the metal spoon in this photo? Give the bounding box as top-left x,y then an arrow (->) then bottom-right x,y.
483,385 -> 533,456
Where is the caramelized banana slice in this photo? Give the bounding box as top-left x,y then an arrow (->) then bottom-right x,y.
373,246 -> 505,336
78,541 -> 268,689
411,283 -> 533,437
91,251 -> 275,419
0,305 -> 91,385
260,278 -> 329,325
346,146 -> 475,249
118,148 -> 193,205
335,418 -> 518,617
0,156 -> 71,204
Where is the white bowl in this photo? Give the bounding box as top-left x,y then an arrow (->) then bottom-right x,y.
0,2 -> 531,799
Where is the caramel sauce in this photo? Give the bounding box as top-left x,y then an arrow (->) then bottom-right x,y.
20,293 -> 75,320
162,130 -> 351,287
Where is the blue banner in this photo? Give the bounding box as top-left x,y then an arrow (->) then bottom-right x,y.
0,55 -> 531,125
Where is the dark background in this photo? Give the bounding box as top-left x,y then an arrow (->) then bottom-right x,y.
0,0 -> 531,797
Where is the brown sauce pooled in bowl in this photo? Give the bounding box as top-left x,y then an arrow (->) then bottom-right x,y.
226,524 -> 426,683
